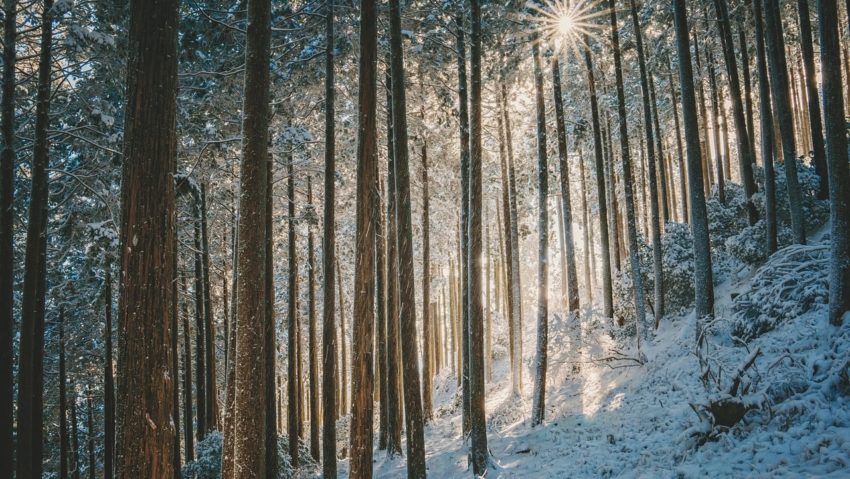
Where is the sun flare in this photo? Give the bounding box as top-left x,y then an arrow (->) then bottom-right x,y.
530,0 -> 607,59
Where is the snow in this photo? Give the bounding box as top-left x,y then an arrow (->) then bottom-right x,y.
357,230 -> 850,478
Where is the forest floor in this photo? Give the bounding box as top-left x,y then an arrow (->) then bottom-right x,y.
355,228 -> 850,478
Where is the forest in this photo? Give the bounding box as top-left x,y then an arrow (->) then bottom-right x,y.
1,0 -> 850,477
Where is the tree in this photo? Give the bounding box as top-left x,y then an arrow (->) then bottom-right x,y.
629,0 -> 664,323
16,2 -> 53,476
104,259 -> 115,478
530,36 -> 550,428
608,0 -> 647,342
421,141 -> 433,422
552,56 -> 580,315
468,0 -> 489,471
322,0 -> 340,472
114,0 -> 178,476
762,0 -> 806,244
672,0 -> 714,341
0,0 -> 16,467
180,278 -> 195,463
307,176 -> 320,462
59,308 -> 69,479
200,185 -> 218,430
388,0 -> 427,473
349,0 -> 378,470
816,0 -> 850,325
752,0 -> 778,255
287,148 -> 300,470
265,127 -> 278,478
193,207 -> 207,440
797,0 -> 829,200
230,0 -> 271,475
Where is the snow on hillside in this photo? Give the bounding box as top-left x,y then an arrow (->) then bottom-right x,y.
364,232 -> 850,478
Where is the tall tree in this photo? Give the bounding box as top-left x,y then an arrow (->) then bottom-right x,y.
307,176 -> 320,462
630,0 -> 664,323
115,0 -> 178,475
672,0 -> 715,342
16,2 -> 53,476
200,185 -> 218,429
265,131 -> 277,477
797,0 -> 829,200
530,37 -> 550,427
468,0 -> 489,471
752,0 -> 778,254
230,0 -> 271,474
180,278 -> 195,463
349,0 -> 378,470
582,43 -> 614,320
763,0 -> 806,243
0,0 -> 16,467
609,0 -> 647,342
711,0 -> 759,224
59,308 -> 69,479
104,259 -> 115,478
388,0 -> 427,473
287,152 -> 300,470
552,56 -> 580,315
421,141 -> 433,422
817,0 -> 850,325
322,0 -> 339,472
193,209 -> 207,440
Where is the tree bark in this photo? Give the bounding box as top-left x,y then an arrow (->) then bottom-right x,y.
104,258 -> 115,478
421,141 -> 433,422
180,278 -> 195,463
193,214 -> 207,441
16,2 -> 53,476
763,0 -> 807,243
86,388 -> 95,479
389,0 -> 427,472
114,0 -> 178,476
200,185 -> 219,430
230,0 -> 271,474
265,142 -> 278,477
797,0 -> 830,199
753,0 -> 778,255
306,177 -> 320,462
287,152 -> 300,469
60,308 -> 69,479
816,0 -> 850,325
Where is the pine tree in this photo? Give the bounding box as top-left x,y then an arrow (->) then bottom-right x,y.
752,0 -> 778,255
114,0 -> 178,476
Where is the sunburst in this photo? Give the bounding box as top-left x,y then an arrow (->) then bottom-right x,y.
528,0 -> 607,60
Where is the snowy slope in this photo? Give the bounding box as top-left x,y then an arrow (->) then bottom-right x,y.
364,232 -> 850,478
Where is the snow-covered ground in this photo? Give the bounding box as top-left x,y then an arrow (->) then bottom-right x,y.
359,232 -> 850,478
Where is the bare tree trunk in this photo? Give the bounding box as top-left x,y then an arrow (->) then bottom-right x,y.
265,143 -> 278,478
817,0 -> 850,325
200,185 -> 219,430
763,0 -> 807,243
193,216 -> 207,441
349,0 -> 378,469
305,177 -> 320,462
752,0 -> 778,256
421,141 -> 433,422
86,388 -> 95,479
0,0 -> 16,466
16,3 -> 53,476
70,387 -> 81,479
389,0 -> 427,472
668,65 -> 689,223
59,308 -> 69,479
180,278 -> 195,463
376,173 -> 388,451
114,0 -> 178,476
104,259 -> 115,478
170,246 -> 181,473
583,45 -> 614,320
322,0 -> 338,471
707,50 -> 726,204
797,0 -> 830,199
287,153 -> 300,469
530,38 -> 550,427
230,0 -> 271,474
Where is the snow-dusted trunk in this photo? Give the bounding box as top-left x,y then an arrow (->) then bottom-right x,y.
816,0 -> 850,325
421,142 -> 433,422
350,0 -> 378,468
307,178 -> 320,461
180,279 -> 195,463
609,0 -> 647,343
500,84 -> 523,397
531,39 -> 549,427
376,178 -> 388,451
672,0 -> 715,342
797,0 -> 829,200
468,0 -> 489,470
630,0 -> 664,326
552,56 -> 580,315
286,153 -> 300,470
264,153 -> 277,478
763,0 -> 806,244
104,259 -> 115,477
230,0 -> 271,474
59,309 -> 69,479
752,0 -> 778,255
200,185 -> 219,430
668,66 -> 689,223
712,0 -> 760,223
389,0 -> 427,473
583,46 -> 614,320
648,74 -> 670,225
579,150 -> 593,306
706,49 -> 726,204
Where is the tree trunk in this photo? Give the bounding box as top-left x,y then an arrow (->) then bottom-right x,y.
500,84 -> 523,397
86,388 -> 95,479
322,0 -> 338,471
672,0 -> 715,343
104,259 -> 115,478
817,0 -> 850,325
468,0 -> 489,470
421,141 -> 433,422
60,308 -> 69,479
738,19 -> 757,168
763,0 -> 807,243
753,0 -> 778,255
552,56 -> 580,315
193,216 -> 207,441
337,260 -> 347,420
376,174 -> 388,451
265,142 -> 278,477
200,185 -> 218,430
115,0 -> 178,476
712,0 -> 760,224
389,0 -> 427,472
649,73 -> 670,225
180,278 -> 195,463
497,106 -> 517,393
609,0 -> 647,344
797,0 -> 830,199
230,0 -> 271,474
16,2 -> 53,476
349,0 -> 378,469
583,45 -> 614,320
0,0 -> 16,466
455,17 -> 472,436
287,153 -> 300,469
305,177 -> 320,462
70,387 -> 81,479
669,65 -> 689,223
630,0 -> 664,325
171,243 -> 181,473
384,71 -> 403,457
707,50 -> 726,204
530,38 -> 550,427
